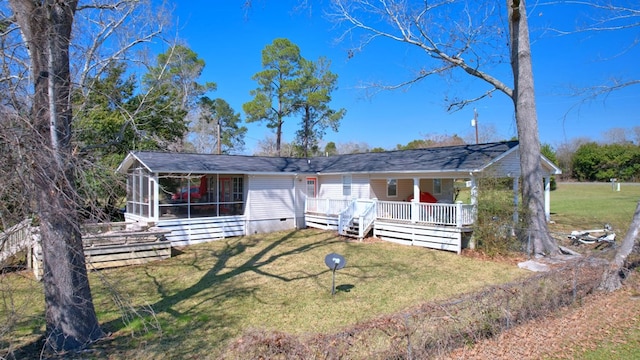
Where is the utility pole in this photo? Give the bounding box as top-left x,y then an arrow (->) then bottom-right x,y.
216,121 -> 221,155
471,108 -> 479,144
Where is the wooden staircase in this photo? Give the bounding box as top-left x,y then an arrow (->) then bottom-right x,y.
340,215 -> 374,239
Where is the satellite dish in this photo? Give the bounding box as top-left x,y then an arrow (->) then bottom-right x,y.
324,253 -> 346,296
324,253 -> 346,270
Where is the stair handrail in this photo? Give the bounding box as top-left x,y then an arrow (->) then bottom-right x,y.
337,200 -> 356,236
358,200 -> 377,239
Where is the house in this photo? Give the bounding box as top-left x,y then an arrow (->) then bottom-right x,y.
116,141 -> 561,253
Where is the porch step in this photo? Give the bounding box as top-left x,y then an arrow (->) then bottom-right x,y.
342,219 -> 373,239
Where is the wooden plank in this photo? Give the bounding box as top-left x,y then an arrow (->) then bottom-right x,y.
375,223 -> 460,239
374,221 -> 463,254
84,242 -> 170,256
85,248 -> 170,263
87,257 -> 165,270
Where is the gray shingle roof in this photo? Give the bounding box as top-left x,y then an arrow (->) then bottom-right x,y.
122,141 -> 519,175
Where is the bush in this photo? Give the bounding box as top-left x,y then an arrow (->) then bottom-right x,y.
473,177 -> 521,256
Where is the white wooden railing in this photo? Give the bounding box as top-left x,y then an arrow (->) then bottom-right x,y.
376,201 -> 475,227
337,199 -> 377,238
358,201 -> 377,238
305,198 -> 351,215
0,218 -> 34,265
337,201 -> 356,235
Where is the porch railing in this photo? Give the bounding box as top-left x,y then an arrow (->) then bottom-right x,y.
337,199 -> 377,238
1,219 -> 34,265
305,198 -> 351,215
337,201 -> 356,236
358,200 -> 377,238
376,201 -> 475,227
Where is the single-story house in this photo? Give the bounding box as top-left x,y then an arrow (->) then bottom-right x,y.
116,140 -> 561,253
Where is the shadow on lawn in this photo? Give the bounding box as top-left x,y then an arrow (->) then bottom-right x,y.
98,229 -> 342,358
11,230 -> 348,358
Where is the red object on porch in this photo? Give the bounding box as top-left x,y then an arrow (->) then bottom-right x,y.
199,175 -> 208,201
407,191 -> 438,203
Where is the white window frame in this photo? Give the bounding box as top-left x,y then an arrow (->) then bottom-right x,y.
433,178 -> 442,195
387,178 -> 397,198
306,177 -> 317,197
342,175 -> 352,197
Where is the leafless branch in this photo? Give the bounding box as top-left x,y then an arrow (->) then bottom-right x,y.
329,0 -> 513,109
447,87 -> 499,112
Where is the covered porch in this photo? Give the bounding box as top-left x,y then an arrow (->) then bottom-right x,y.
305,197 -> 476,254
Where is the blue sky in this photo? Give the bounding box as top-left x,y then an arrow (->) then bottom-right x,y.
166,1 -> 639,154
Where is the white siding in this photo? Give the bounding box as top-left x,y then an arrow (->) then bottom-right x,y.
247,175 -> 296,221
317,175 -> 342,199
318,174 -> 370,199
487,149 -> 521,177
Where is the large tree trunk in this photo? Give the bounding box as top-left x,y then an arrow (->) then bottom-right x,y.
600,201 -> 640,292
9,0 -> 104,351
507,0 -> 559,256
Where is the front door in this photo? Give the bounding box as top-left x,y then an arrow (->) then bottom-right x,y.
305,177 -> 317,198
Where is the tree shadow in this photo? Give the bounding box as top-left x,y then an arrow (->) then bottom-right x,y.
94,229 -> 341,358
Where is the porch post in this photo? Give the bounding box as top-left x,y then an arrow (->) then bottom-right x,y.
411,178 -> 420,223
544,176 -> 551,222
513,176 -> 519,225
470,174 -> 478,223
151,173 -> 159,222
470,175 -> 478,206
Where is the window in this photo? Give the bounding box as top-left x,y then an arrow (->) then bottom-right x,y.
387,179 -> 397,197
126,165 -> 150,218
306,178 -> 317,197
342,175 -> 352,197
232,177 -> 244,201
433,178 -> 442,195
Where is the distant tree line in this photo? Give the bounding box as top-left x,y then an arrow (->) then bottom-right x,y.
571,142 -> 640,182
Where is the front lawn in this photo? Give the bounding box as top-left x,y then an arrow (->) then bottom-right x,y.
2,229 -> 526,358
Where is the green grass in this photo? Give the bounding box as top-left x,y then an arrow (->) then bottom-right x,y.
549,182 -> 640,359
3,181 -> 640,358
1,229 -> 527,359
550,182 -> 640,237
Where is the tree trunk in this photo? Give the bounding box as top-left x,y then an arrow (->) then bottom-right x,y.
507,0 -> 559,256
600,201 -> 640,292
8,0 -> 104,351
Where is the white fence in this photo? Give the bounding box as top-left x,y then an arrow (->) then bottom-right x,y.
376,201 -> 475,227
305,198 -> 351,215
307,198 -> 475,228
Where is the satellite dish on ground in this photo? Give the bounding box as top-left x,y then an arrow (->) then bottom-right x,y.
324,253 -> 346,270
324,253 -> 346,296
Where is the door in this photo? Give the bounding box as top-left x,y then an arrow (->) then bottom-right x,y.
305,177 -> 317,198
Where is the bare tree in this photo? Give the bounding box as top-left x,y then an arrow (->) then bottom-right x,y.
555,136 -> 592,180
545,1 -> 640,98
2,0 -> 173,352
602,127 -> 631,144
253,135 -> 296,156
330,0 -> 559,255
7,0 -> 104,351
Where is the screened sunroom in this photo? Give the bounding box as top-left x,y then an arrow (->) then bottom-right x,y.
125,161 -> 246,221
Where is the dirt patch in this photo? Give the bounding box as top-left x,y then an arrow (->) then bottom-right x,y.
443,273 -> 640,359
